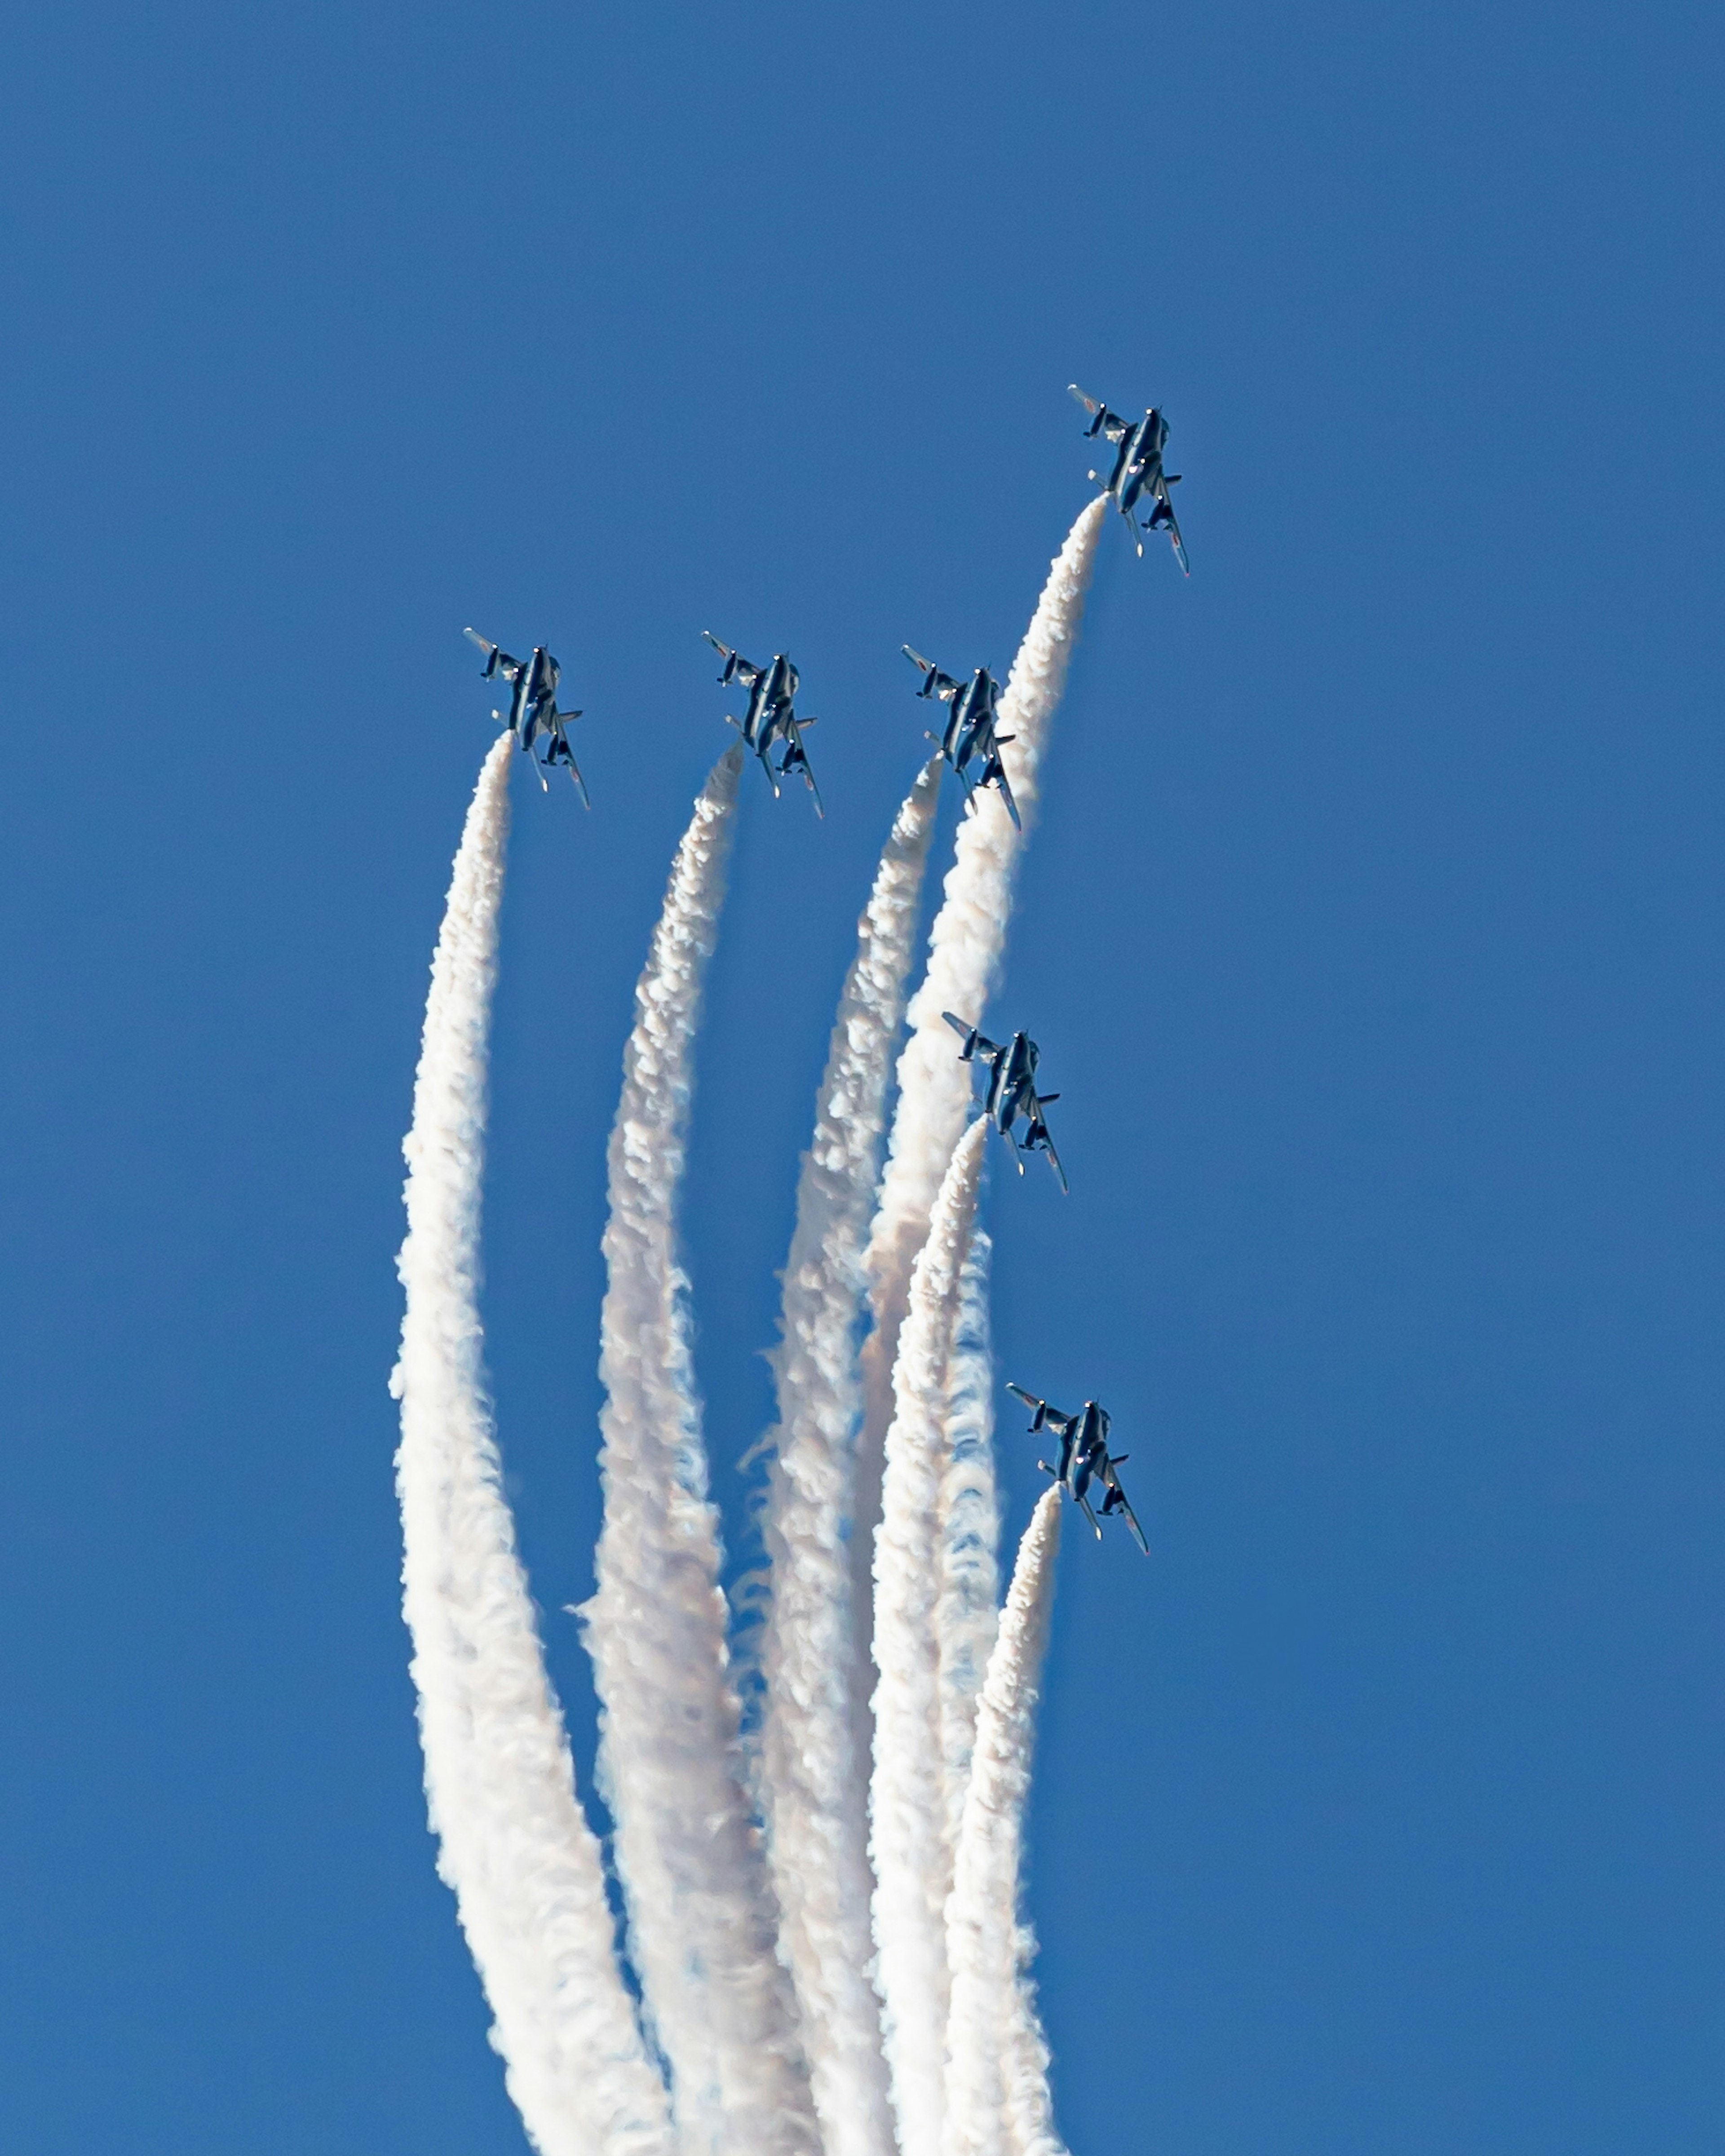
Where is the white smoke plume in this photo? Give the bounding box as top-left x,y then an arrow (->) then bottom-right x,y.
854,497 -> 1108,1679
582,744 -> 819,2156
943,1487 -> 1065,2156
755,760 -> 943,2156
870,1116 -> 991,2156
392,737 -> 673,2156
934,1224 -> 1002,1869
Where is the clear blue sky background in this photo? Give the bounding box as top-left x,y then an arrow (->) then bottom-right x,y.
2,1 -> 1721,2149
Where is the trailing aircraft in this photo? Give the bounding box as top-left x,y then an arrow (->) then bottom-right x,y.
1067,384 -> 1190,574
464,629 -> 590,803
943,1012 -> 1068,1192
901,646 -> 1020,828
702,633 -> 823,815
1005,1383 -> 1148,1552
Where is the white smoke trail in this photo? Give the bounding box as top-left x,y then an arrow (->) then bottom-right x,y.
943,1488 -> 1065,2156
934,1224 -> 1001,1869
392,738 -> 673,2156
756,760 -> 943,2156
870,1116 -> 990,2156
582,744 -> 818,2156
854,498 -> 1108,1678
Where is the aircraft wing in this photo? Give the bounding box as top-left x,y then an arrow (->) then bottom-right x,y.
1153,479 -> 1190,575
465,627 -> 522,681
1006,1385 -> 1081,1446
1068,383 -> 1131,442
703,629 -> 763,686
902,645 -> 960,701
1103,1472 -> 1150,1555
780,717 -> 824,820
943,1011 -> 1002,1062
983,752 -> 1022,832
1036,1127 -> 1070,1196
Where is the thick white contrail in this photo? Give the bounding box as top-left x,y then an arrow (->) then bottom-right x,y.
943,1487 -> 1065,2156
870,1116 -> 990,2156
582,745 -> 818,2156
392,738 -> 673,2156
854,498 -> 1108,1679
934,1224 -> 1001,1870
756,760 -> 942,2156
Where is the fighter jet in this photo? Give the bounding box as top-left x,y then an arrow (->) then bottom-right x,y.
943,1012 -> 1068,1192
464,629 -> 590,803
1005,1383 -> 1148,1552
702,633 -> 823,815
901,647 -> 1020,829
1067,384 -> 1190,574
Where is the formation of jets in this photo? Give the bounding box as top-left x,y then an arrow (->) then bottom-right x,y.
944,1012 -> 1067,1192
1006,1384 -> 1148,1553
462,385 -> 1188,1557
462,385 -> 1190,815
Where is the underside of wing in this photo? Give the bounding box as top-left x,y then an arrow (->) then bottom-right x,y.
705,629 -> 762,685
1067,382 -> 1103,418
1112,1485 -> 1150,1555
1152,479 -> 1191,574
465,627 -> 522,681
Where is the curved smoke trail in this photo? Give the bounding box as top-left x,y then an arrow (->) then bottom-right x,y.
943,1487 -> 1065,2156
756,760 -> 943,2156
392,738 -> 673,2156
583,743 -> 818,2156
854,498 -> 1108,1675
870,1116 -> 990,2156
935,1224 -> 1002,1869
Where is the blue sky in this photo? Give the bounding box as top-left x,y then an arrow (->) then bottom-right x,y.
2,0 -> 1723,2150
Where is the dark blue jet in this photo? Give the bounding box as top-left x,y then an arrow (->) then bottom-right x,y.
902,647 -> 1020,829
943,1012 -> 1068,1192
1068,384 -> 1190,574
1005,1383 -> 1147,1552
702,633 -> 823,816
464,629 -> 590,803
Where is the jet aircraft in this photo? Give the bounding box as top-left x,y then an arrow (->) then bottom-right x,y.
1067,384 -> 1190,574
1005,1383 -> 1148,1552
901,647 -> 1021,829
702,633 -> 823,815
943,1012 -> 1068,1192
464,629 -> 590,803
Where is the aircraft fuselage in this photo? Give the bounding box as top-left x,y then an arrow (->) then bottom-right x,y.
741,655 -> 799,751
944,668 -> 1003,775
510,647 -> 561,747
1109,410 -> 1169,516
985,1031 -> 1040,1133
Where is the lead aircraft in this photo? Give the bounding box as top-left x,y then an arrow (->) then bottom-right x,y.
943,1012 -> 1068,1192
1067,384 -> 1190,574
464,629 -> 590,802
901,647 -> 1021,828
702,632 -> 823,815
1005,1383 -> 1148,1552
